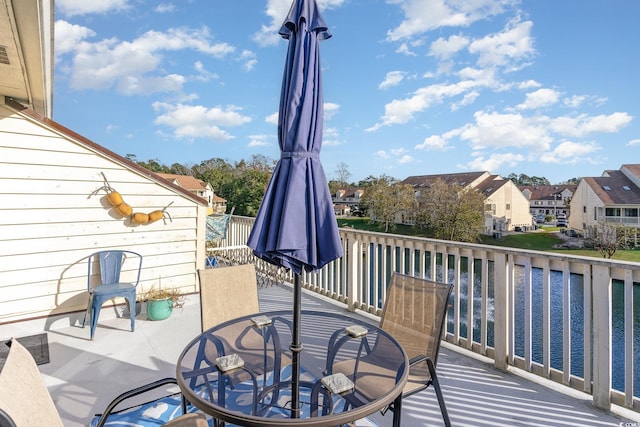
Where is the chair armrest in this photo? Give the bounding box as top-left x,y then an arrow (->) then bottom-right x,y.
323,328 -> 372,376
93,378 -> 185,427
409,354 -> 427,366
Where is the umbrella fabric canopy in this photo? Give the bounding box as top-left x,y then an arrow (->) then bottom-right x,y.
247,0 -> 342,276
247,0 -> 342,418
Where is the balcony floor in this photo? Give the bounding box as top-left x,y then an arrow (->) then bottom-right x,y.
2,282 -> 639,426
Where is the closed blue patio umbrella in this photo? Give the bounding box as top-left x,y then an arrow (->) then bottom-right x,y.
247,0 -> 342,418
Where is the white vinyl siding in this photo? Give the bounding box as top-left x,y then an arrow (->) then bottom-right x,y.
0,103 -> 207,322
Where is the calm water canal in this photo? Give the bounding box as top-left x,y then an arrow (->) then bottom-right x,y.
447,262 -> 638,396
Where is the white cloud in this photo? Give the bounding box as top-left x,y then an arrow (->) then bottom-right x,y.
57,26 -> 235,94
459,111 -> 553,151
375,150 -> 390,159
539,141 -> 600,164
239,50 -> 258,71
627,139 -> 640,146
379,71 -> 407,90
265,112 -> 279,125
367,80 -> 480,130
193,61 -> 219,82
518,80 -> 542,90
56,0 -> 130,17
429,34 -> 469,60
461,152 -> 524,171
386,0 -> 515,41
468,20 -> 535,69
563,95 -> 587,108
398,155 -> 414,164
152,102 -> 252,141
155,3 -> 175,13
118,74 -> 185,95
54,21 -> 95,57
517,88 -> 560,110
324,103 -> 340,120
415,134 -> 453,151
548,112 -> 632,137
396,42 -> 417,56
248,135 -> 270,147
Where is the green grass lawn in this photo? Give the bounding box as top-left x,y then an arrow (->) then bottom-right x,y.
337,218 -> 640,263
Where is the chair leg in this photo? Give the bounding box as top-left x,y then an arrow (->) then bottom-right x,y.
82,294 -> 93,328
391,393 -> 403,427
126,295 -> 136,332
90,300 -> 101,340
426,358 -> 451,427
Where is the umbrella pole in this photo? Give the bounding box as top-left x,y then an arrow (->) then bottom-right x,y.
290,273 -> 303,418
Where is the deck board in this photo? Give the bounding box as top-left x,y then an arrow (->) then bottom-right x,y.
1,283 -> 637,426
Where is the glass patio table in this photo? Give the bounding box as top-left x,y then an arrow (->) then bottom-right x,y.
176,310 -> 408,426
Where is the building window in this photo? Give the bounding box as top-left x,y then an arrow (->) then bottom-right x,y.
624,208 -> 638,217
506,204 -> 510,210
605,207 -> 621,217
583,206 -> 586,213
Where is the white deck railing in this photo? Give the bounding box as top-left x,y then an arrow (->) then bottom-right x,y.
222,215 -> 640,412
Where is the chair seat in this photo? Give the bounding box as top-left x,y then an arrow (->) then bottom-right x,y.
90,283 -> 136,297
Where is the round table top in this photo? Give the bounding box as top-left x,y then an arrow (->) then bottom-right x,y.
176,310 -> 408,427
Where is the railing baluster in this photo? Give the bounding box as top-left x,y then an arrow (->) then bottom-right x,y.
225,216 -> 639,411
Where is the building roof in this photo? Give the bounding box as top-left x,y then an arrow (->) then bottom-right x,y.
583,171 -> 640,205
518,185 -> 578,200
474,175 -> 510,197
402,172 -> 488,188
0,0 -> 53,117
335,188 -> 363,198
157,173 -> 210,192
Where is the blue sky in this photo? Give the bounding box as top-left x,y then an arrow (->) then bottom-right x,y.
53,0 -> 640,185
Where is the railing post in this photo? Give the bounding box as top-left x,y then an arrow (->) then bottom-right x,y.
346,234 -> 359,312
493,252 -> 509,371
592,264 -> 612,410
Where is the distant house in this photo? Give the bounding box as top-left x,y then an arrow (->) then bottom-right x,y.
518,185 -> 577,219
332,188 -> 364,216
157,173 -> 226,215
570,164 -> 640,234
0,0 -> 208,324
402,172 -> 532,233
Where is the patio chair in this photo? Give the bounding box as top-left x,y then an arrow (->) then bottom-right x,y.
325,272 -> 453,427
0,338 -> 63,426
82,250 -> 143,339
0,338 -> 207,427
197,263 -> 260,331
196,265 -> 292,417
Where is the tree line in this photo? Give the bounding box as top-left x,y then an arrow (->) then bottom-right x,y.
127,154 -> 275,217
130,156 -> 583,245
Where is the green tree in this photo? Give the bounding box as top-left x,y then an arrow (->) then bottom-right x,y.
359,175 -> 414,232
415,179 -> 485,242
507,173 -> 550,186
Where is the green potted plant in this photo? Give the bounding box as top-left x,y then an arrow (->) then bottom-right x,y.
143,285 -> 186,321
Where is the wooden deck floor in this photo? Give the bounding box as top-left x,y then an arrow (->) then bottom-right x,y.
2,282 -> 638,426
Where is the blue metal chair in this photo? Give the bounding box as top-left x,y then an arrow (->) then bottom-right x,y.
82,250 -> 143,339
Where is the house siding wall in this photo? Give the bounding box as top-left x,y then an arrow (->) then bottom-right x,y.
486,181 -> 532,231
570,181 -> 604,232
0,103 -> 206,323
